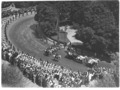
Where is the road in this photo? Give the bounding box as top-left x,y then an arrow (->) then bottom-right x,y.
7,14 -> 115,72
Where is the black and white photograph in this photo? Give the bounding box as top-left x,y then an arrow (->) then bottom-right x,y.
1,0 -> 119,87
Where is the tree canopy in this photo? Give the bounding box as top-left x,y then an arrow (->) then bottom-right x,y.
74,1 -> 119,56
34,1 -> 119,58
34,3 -> 59,36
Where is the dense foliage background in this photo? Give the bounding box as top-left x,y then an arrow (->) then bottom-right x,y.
34,1 -> 119,60
2,1 -> 119,60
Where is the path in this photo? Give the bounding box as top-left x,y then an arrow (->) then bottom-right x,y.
7,14 -> 115,73
7,14 -> 88,72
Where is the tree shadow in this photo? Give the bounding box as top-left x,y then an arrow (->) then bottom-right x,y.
29,24 -> 46,39
64,55 -> 74,61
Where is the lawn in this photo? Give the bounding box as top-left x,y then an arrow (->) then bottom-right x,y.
51,32 -> 69,44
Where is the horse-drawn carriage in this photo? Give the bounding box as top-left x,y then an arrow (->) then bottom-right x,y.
66,50 -> 100,68
65,45 -> 77,59
75,55 -> 100,67
86,58 -> 100,68
66,51 -> 77,60
75,55 -> 88,64
44,44 -> 61,56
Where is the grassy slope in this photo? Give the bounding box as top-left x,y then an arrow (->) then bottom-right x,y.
51,32 -> 69,43
2,60 -> 39,87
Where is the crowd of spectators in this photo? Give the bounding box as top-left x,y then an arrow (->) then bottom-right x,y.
2,6 -> 116,87
2,4 -> 36,18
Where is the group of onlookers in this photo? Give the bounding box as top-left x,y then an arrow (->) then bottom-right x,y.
2,6 -> 115,87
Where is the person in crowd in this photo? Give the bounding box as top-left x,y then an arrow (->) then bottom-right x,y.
10,51 -> 18,65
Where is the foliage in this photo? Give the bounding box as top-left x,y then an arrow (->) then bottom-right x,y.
34,1 -> 119,59
13,2 -> 37,8
2,2 -> 12,8
96,73 -> 116,87
74,1 -> 119,57
34,3 -> 59,36
110,52 -> 119,87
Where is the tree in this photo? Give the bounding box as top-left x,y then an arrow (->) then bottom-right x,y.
34,3 -> 59,36
90,35 -> 110,55
54,2 -> 72,22
96,73 -> 116,87
74,1 -> 118,57
13,2 -> 34,8
76,26 -> 95,46
2,2 -> 12,8
103,0 -> 119,26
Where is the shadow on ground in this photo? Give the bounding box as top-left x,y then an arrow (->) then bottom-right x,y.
30,24 -> 46,39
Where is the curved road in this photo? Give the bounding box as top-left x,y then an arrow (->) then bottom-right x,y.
7,14 -> 115,72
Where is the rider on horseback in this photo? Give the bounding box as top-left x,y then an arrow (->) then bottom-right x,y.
53,53 -> 61,61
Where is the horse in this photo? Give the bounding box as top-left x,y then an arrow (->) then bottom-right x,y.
66,51 -> 73,58
53,54 -> 61,62
44,49 -> 53,56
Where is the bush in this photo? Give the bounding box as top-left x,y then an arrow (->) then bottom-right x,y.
96,73 -> 116,87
